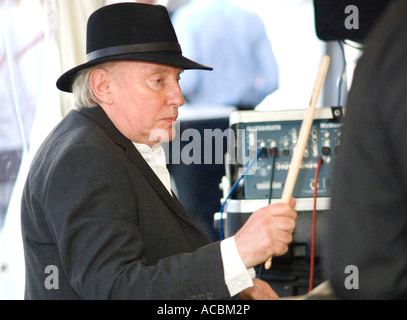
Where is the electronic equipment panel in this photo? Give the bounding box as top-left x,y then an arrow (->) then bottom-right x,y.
227,107 -> 344,201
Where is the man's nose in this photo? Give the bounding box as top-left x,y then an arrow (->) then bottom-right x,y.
168,82 -> 185,108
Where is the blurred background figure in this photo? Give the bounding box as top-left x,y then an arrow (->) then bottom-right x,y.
0,0 -> 61,299
166,0 -> 189,16
172,0 -> 279,110
0,0 -> 44,230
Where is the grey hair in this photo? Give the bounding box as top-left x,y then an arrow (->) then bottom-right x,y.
72,61 -> 121,110
72,64 -> 101,110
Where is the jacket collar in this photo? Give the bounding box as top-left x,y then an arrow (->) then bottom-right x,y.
77,106 -> 206,234
79,106 -> 131,150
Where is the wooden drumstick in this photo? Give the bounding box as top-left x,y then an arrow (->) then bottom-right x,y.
264,55 -> 331,270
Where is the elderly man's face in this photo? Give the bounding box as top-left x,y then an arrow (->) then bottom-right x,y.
102,61 -> 185,147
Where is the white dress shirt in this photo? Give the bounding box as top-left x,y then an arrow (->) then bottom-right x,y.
133,143 -> 255,296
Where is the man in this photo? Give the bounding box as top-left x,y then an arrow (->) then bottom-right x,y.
325,0 -> 407,299
21,3 -> 297,300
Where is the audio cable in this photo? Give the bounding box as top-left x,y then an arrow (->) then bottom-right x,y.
219,148 -> 266,240
309,157 -> 324,292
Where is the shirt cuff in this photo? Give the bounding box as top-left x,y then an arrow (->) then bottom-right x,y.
220,237 -> 255,297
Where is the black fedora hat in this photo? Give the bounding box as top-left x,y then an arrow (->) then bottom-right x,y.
56,3 -> 212,93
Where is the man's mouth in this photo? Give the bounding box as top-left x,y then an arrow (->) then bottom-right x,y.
164,116 -> 178,124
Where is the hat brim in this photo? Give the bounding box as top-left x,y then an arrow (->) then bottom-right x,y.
56,51 -> 213,93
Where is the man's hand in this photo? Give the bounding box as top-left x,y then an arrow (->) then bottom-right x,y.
239,278 -> 279,300
234,198 -> 297,269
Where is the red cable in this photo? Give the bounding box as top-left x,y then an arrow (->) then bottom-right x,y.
309,157 -> 323,292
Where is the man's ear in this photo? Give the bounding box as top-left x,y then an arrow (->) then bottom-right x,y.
90,68 -> 114,106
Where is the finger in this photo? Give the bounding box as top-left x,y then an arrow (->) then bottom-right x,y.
240,279 -> 279,300
275,230 -> 293,245
268,203 -> 298,220
271,240 -> 289,257
250,287 -> 278,300
253,279 -> 280,300
268,216 -> 296,233
253,278 -> 279,300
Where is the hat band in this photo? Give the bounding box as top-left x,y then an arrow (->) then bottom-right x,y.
86,42 -> 182,62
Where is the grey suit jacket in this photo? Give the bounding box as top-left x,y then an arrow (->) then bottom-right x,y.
21,106 -> 230,300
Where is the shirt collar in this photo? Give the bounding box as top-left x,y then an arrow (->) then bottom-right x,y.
133,143 -> 167,167
133,143 -> 172,195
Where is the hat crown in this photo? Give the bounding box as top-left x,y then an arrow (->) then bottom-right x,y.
86,3 -> 178,55
56,3 -> 212,93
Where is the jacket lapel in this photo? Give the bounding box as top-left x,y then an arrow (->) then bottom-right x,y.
125,147 -> 206,231
79,107 -> 206,234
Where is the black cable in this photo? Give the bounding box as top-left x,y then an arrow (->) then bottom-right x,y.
219,148 -> 265,240
258,148 -> 279,279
